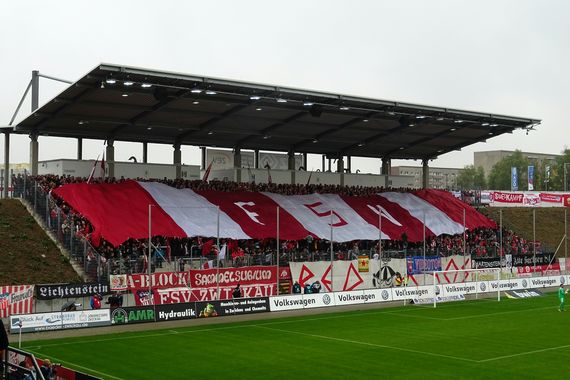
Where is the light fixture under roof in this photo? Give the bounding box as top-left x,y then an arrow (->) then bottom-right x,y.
207,130 -> 214,135
192,101 -> 200,105
263,134 -> 270,139
488,132 -> 494,135
312,138 -> 318,143
205,90 -> 217,95
388,111 -> 396,116
399,146 -> 405,150
363,119 -> 369,122
105,79 -> 117,84
490,123 -> 498,127
276,98 -> 287,103
256,107 -> 262,111
141,83 -> 152,88
78,120 -> 86,125
416,115 -> 427,119
123,81 -> 134,86
121,93 -> 129,97
408,123 -> 415,127
454,119 -> 463,123
250,95 -> 261,100
450,128 -> 457,131
191,88 -> 202,94
303,102 -> 314,106
436,117 -> 444,121
147,127 -> 152,130
340,106 -> 350,111
437,149 -> 444,153
358,142 -> 365,147
481,122 -> 489,126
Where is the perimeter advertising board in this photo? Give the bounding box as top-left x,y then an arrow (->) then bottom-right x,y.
334,290 -> 378,306
195,297 -> 270,317
111,306 -> 155,325
391,286 -> 434,301
10,309 -> 110,333
155,304 -> 197,322
269,293 -> 335,311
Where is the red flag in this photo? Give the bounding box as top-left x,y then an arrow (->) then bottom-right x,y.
202,160 -> 213,182
201,239 -> 214,256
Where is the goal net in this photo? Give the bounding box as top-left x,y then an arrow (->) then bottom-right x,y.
432,268 -> 501,308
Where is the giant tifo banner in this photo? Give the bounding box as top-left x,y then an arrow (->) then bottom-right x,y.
129,267 -> 277,305
0,285 -> 34,318
490,191 -> 570,207
52,181 -> 495,246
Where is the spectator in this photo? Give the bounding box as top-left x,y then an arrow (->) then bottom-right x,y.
292,281 -> 302,294
311,281 -> 322,294
232,284 -> 242,299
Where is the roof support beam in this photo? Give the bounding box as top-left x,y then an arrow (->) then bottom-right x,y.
293,112 -> 378,151
236,111 -> 306,145
175,104 -> 250,143
34,86 -> 99,131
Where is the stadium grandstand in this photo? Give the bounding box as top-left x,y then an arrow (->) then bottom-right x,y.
4,65 -> 569,380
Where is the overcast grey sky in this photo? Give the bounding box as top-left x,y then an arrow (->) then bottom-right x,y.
1,0 -> 568,173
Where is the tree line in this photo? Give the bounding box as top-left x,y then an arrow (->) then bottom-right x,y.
456,149 -> 570,191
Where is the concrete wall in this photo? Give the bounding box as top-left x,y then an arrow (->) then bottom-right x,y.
205,168 -> 415,188
206,148 -> 302,170
38,159 -> 200,180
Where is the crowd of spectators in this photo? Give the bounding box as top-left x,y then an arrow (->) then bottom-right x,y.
20,174 -> 539,278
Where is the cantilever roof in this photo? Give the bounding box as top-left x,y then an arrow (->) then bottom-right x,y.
14,63 -> 540,160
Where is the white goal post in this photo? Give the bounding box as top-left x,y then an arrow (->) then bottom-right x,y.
432,268 -> 501,308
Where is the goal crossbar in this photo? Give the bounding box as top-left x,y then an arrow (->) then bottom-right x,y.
432,268 -> 501,308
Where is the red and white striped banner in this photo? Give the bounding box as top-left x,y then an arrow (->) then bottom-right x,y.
0,285 -> 34,317
53,181 -> 496,247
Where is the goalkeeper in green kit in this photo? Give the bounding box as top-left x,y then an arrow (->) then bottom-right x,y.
559,284 -> 567,312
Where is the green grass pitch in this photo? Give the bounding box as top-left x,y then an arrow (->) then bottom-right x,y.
23,292 -> 570,380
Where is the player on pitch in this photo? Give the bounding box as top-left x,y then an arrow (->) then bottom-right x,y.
559,284 -> 566,312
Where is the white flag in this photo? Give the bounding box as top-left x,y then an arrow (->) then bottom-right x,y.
218,243 -> 227,261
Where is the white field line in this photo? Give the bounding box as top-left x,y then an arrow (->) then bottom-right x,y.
381,305 -> 556,322
478,344 -> 570,362
24,350 -> 125,380
22,306 -> 436,349
253,324 -> 477,363
25,300 -> 556,357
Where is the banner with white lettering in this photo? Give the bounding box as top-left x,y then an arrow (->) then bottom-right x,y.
155,303 -> 197,321
0,285 -> 34,318
128,272 -> 191,290
406,256 -> 442,275
35,283 -> 111,300
53,181 -> 496,246
196,297 -> 269,317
